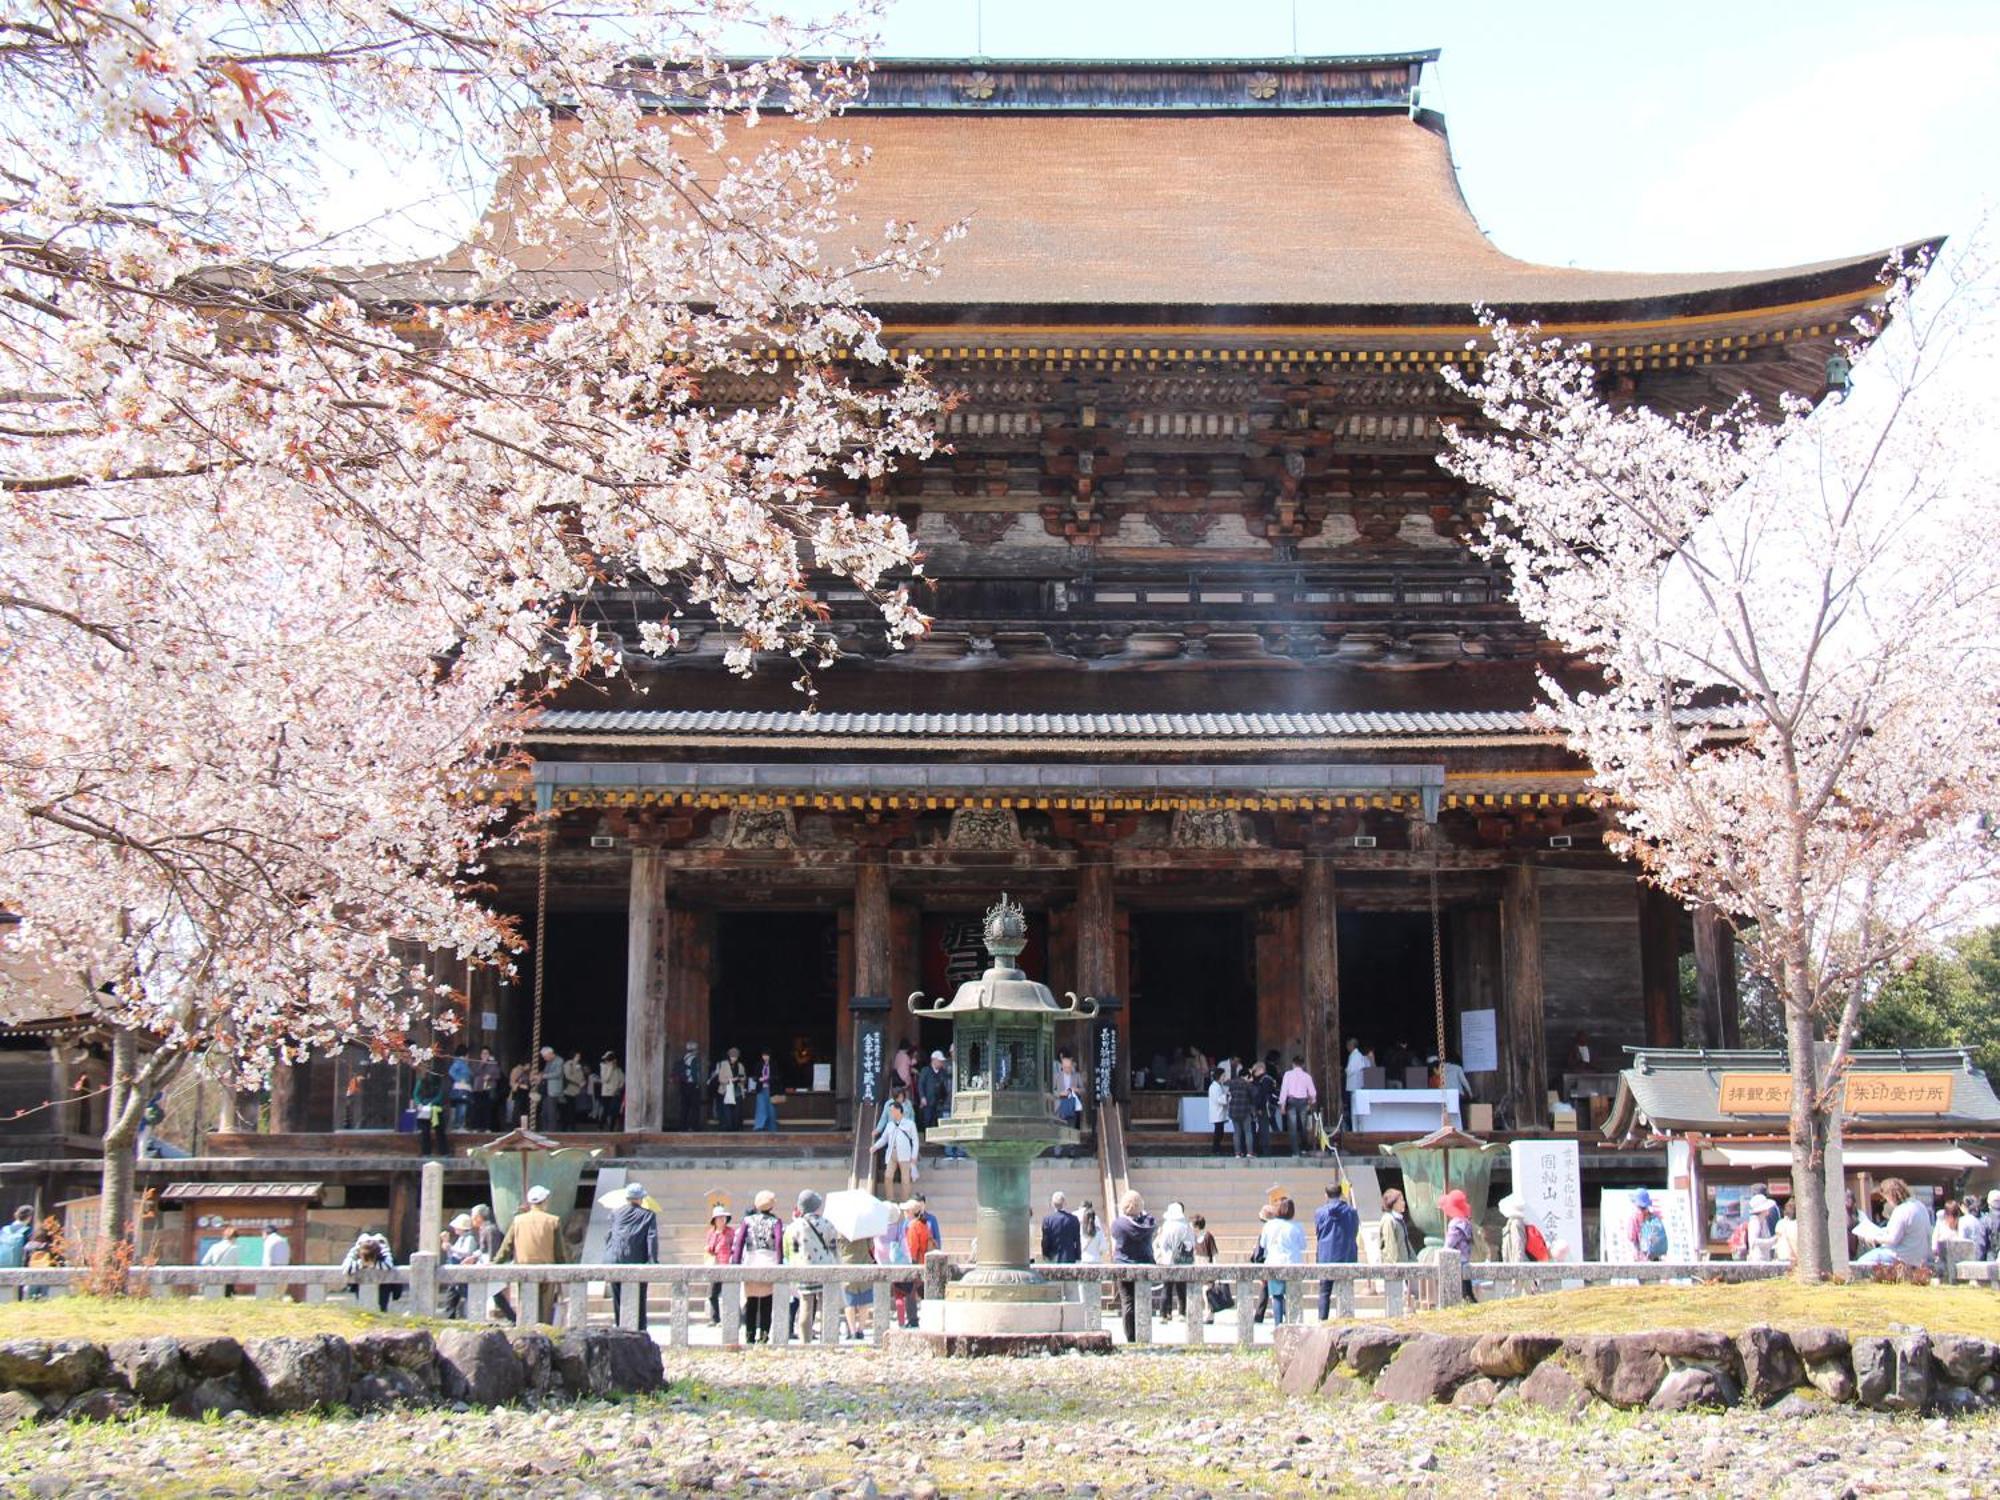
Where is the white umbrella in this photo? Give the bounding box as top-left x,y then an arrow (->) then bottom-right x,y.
822,1189 -> 893,1242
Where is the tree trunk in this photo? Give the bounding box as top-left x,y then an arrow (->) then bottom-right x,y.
99,1028 -> 141,1247
1785,958 -> 1832,1280
98,1031 -> 180,1249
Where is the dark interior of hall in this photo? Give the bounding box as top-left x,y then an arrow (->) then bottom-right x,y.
711,912 -> 839,1092
1337,909 -> 1456,1069
1130,911 -> 1255,1078
509,910 -> 626,1066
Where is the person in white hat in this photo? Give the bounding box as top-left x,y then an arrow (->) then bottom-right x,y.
440,1212 -> 479,1318
494,1183 -> 568,1324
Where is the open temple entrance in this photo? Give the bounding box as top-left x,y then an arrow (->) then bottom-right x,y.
1130,911 -> 1255,1087
711,912 -> 839,1100
1337,909 -> 1456,1078
512,910 -> 627,1068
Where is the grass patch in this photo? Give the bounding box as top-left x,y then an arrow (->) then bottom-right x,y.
0,1295 -> 444,1341
1398,1280 -> 2000,1338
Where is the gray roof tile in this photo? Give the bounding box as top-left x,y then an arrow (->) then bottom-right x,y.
526,708 -> 1543,740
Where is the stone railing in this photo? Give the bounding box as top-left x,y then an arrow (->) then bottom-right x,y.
0,1254 -> 1815,1350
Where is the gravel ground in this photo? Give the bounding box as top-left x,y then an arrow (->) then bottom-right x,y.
2,1350 -> 1998,1499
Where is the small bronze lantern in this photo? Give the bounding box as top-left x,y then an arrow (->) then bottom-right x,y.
908,895 -> 1100,1337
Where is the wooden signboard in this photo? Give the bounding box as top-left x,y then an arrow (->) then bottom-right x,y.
1716,1071 -> 1957,1115
1843,1072 -> 1955,1113
1716,1073 -> 1792,1114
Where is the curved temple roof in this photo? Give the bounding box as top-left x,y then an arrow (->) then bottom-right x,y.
385,55 -> 1910,323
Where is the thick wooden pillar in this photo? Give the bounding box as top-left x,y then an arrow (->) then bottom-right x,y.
1501,863 -> 1548,1130
624,847 -> 669,1131
1692,907 -> 1740,1048
1300,856 -> 1339,1103
1076,856 -> 1125,1101
1638,882 -> 1684,1048
855,854 -> 892,1000
269,1059 -> 319,1133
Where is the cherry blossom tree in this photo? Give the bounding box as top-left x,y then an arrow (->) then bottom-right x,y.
1443,232 -> 2000,1279
0,2 -> 947,1239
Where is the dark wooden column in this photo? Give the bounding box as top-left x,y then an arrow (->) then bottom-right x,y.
1501,863 -> 1548,1129
1076,852 -> 1126,1101
1692,906 -> 1739,1048
624,847 -> 669,1131
1638,882 -> 1684,1048
1300,855 -> 1339,1103
842,849 -> 892,1129
855,852 -> 892,1001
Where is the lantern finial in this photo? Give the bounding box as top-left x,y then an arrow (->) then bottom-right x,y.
982,892 -> 1029,965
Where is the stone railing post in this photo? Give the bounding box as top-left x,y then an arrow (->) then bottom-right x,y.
1435,1249 -> 1463,1307
924,1250 -> 950,1302
408,1251 -> 438,1317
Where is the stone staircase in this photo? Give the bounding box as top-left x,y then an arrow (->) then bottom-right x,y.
1129,1156 -> 1379,1260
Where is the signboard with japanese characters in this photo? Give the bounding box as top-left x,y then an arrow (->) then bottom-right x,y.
1718,1070 -> 1957,1115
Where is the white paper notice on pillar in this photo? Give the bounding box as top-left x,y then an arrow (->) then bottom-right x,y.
1509,1139 -> 1584,1264
1459,1009 -> 1498,1073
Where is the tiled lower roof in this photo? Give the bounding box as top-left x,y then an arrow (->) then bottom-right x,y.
528,709 -> 1543,740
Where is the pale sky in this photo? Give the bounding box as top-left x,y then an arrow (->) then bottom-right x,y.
825,0 -> 1999,273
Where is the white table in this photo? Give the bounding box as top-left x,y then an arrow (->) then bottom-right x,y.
1350,1088 -> 1460,1135
1177,1095 -> 1212,1133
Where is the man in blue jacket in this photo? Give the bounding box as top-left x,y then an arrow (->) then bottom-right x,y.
1314,1181 -> 1360,1319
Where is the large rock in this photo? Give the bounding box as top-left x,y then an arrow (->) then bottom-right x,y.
351,1329 -> 437,1374
1271,1323 -> 1308,1377
1790,1326 -> 1848,1364
0,1390 -> 45,1432
0,1339 -> 109,1399
178,1336 -> 244,1379
1804,1358 -> 1857,1404
434,1328 -> 525,1407
1568,1335 -> 1666,1408
1341,1326 -> 1405,1378
1854,1333 -> 1933,1413
1648,1366 -> 1739,1412
1276,1325 -> 1342,1398
553,1328 -> 664,1398
106,1337 -> 189,1406
1374,1336 -> 1478,1406
1933,1334 -> 2000,1386
1450,1376 -> 1501,1410
504,1330 -> 556,1395
58,1386 -> 138,1423
1652,1329 -> 1740,1370
1735,1326 -> 1804,1406
1472,1333 -> 1560,1380
167,1378 -> 250,1420
241,1335 -> 353,1414
347,1367 -> 434,1410
1518,1359 -> 1595,1415
1933,1383 -> 1985,1416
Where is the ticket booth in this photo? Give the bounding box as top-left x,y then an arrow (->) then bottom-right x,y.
1602,1049 -> 2000,1255
163,1182 -> 320,1295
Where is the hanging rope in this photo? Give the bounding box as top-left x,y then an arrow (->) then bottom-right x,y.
528,820 -> 550,1130
1430,853 -> 1449,1129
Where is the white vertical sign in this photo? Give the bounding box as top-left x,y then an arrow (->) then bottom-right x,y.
1510,1138 -> 1584,1263
1459,1009 -> 1499,1073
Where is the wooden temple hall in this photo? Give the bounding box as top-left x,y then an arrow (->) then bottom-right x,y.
2,55 -> 1907,1173
398,52 -> 1900,1146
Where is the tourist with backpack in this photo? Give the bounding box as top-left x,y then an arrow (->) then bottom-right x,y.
1629,1190 -> 1669,1262
731,1189 -> 785,1343
1498,1193 -> 1552,1264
